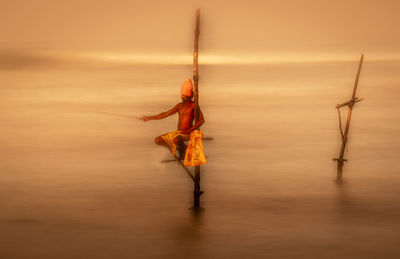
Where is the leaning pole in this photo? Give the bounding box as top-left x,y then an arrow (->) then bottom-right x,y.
333,54 -> 364,180
193,9 -> 202,208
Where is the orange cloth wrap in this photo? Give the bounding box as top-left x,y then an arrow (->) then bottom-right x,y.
160,130 -> 189,156
184,130 -> 207,166
181,78 -> 193,96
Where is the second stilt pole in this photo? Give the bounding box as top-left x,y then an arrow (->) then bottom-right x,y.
333,54 -> 364,176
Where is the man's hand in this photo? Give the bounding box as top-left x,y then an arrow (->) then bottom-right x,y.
139,116 -> 150,122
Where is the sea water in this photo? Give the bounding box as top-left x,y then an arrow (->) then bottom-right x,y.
1,61 -> 400,258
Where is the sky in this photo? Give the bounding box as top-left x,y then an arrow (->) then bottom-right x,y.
1,0 -> 400,65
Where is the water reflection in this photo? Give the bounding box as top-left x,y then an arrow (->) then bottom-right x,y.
334,176 -> 370,220
336,166 -> 343,183
173,208 -> 204,241
335,178 -> 352,214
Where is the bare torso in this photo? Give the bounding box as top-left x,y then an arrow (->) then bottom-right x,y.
140,97 -> 204,135
177,101 -> 195,131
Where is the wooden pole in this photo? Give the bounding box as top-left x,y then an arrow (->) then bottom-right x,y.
193,9 -> 202,209
173,155 -> 195,181
334,54 -> 364,176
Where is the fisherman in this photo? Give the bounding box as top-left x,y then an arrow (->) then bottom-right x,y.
139,78 -> 205,159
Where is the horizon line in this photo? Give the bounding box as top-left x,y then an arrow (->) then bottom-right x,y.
53,51 -> 400,64
2,50 -> 400,68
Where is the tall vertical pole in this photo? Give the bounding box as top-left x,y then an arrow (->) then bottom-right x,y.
193,9 -> 201,209
334,54 -> 364,177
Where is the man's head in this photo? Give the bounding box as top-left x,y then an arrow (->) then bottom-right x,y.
181,78 -> 193,101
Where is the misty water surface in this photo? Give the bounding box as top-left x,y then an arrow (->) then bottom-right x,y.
1,61 -> 400,258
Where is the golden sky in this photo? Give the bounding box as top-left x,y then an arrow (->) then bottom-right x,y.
1,0 -> 400,64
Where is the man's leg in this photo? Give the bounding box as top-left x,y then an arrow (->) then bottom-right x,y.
155,135 -> 169,148
174,135 -> 187,160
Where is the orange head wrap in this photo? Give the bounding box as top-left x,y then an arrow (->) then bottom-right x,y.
181,78 -> 193,97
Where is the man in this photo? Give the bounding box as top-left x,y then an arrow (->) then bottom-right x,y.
139,78 -> 205,159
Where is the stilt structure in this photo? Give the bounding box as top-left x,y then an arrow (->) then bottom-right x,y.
168,9 -> 203,209
192,9 -> 202,209
333,54 -> 364,180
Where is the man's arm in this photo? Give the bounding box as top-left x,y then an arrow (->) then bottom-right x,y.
139,104 -> 179,122
181,108 -> 205,134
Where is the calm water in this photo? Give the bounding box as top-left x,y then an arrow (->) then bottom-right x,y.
1,61 -> 400,258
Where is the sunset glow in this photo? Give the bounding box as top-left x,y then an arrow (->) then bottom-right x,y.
9,50 -> 400,67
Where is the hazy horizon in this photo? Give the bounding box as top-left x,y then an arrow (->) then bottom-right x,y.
2,49 -> 400,71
